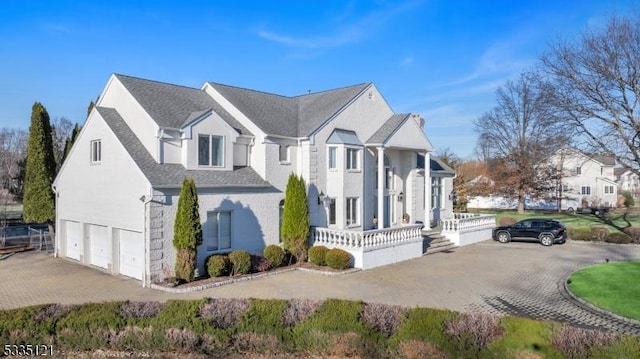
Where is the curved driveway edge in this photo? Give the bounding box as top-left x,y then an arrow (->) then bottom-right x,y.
1,240 -> 639,335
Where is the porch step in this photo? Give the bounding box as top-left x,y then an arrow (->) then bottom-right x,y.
423,233 -> 457,255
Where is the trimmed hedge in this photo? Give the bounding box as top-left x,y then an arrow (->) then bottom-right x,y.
498,216 -> 517,226
263,245 -> 285,268
308,245 -> 329,266
1,299 -> 639,357
206,255 -> 229,277
325,248 -> 352,270
229,250 -> 252,276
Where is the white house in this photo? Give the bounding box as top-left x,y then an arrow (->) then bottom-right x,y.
53,74 -> 460,285
468,148 -> 618,211
615,167 -> 640,199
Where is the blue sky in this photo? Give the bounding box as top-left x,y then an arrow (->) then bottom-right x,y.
0,0 -> 636,158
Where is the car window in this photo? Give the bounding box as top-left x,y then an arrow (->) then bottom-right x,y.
531,221 -> 542,229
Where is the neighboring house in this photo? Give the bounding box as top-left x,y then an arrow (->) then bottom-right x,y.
615,167 -> 640,199
54,74 -> 452,285
467,148 -> 617,210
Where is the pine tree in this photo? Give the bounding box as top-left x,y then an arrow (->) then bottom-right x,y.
281,173 -> 310,262
23,102 -> 56,232
173,177 -> 202,282
61,123 -> 81,165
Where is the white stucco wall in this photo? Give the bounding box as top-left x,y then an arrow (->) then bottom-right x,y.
156,188 -> 282,276
98,76 -> 160,162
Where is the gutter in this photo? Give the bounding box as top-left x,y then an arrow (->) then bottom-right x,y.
51,184 -> 58,258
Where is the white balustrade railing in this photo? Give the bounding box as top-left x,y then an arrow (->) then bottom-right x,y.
312,224 -> 423,249
442,213 -> 496,234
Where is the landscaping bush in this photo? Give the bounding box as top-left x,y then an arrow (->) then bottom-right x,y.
199,298 -> 250,329
175,249 -> 197,283
206,255 -> 229,277
165,327 -> 200,352
499,216 -> 517,226
308,245 -> 329,266
254,256 -> 272,272
34,303 -> 72,323
591,226 -> 610,242
263,245 -> 285,267
552,325 -> 619,359
119,301 -> 164,319
283,299 -> 323,327
325,248 -> 352,270
389,308 -> 458,355
361,303 -> 407,337
397,340 -> 448,359
568,227 -> 591,241
623,226 -> 640,243
606,232 -> 632,244
444,312 -> 504,354
229,250 -> 252,276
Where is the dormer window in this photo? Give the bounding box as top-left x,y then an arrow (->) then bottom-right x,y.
198,134 -> 224,167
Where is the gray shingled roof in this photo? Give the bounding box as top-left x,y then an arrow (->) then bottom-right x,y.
366,114 -> 410,144
206,82 -> 371,137
97,106 -> 272,189
326,129 -> 363,146
592,154 -> 616,166
430,157 -> 455,176
115,74 -> 251,136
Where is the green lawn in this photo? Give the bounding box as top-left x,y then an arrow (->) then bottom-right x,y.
477,208 -> 640,233
568,261 -> 640,320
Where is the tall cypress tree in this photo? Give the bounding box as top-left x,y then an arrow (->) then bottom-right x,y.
281,173 -> 310,262
173,177 -> 202,282
61,123 -> 81,165
23,102 -> 56,231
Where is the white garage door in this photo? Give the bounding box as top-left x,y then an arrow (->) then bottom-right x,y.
64,220 -> 82,261
118,229 -> 143,280
87,224 -> 110,269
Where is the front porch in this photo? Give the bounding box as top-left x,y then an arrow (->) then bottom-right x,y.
311,212 -> 496,269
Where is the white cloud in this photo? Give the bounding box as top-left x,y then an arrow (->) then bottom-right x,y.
257,0 -> 423,49
400,56 -> 414,67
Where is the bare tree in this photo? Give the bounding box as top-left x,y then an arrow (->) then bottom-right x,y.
474,72 -> 570,213
0,128 -> 28,196
434,147 -> 462,169
542,14 -> 640,174
51,117 -> 75,172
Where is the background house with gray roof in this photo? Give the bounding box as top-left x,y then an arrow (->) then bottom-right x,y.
53,73 -> 449,285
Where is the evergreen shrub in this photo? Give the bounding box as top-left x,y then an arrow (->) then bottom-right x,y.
308,245 -> 329,266
263,245 -> 285,267
325,248 -> 351,270
229,250 -> 252,275
206,255 -> 229,277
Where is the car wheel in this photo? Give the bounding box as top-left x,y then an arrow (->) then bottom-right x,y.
567,207 -> 575,214
540,234 -> 554,246
497,231 -> 510,243
594,209 -> 600,216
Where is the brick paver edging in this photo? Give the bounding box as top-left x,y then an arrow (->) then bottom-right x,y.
150,266 -> 361,294
562,274 -> 640,327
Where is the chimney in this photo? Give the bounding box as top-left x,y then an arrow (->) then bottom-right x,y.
412,114 -> 425,129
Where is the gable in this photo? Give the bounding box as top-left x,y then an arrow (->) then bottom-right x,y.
368,114 -> 433,151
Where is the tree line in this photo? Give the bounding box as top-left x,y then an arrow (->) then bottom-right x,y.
445,14 -> 640,214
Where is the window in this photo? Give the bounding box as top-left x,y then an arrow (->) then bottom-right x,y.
417,154 -> 425,169
206,211 -> 231,251
581,186 -> 591,195
90,140 -> 101,164
328,198 -> 336,225
198,134 -> 224,167
346,148 -> 359,170
346,197 -> 358,226
576,167 -> 582,175
279,145 -> 289,163
604,185 -> 614,194
386,168 -> 394,190
328,147 -> 337,170
278,200 -> 285,243
432,177 -> 442,209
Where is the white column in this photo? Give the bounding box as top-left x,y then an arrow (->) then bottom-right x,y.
424,151 -> 432,230
377,147 -> 385,229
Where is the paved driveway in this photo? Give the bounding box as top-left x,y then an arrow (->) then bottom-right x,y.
1,240 -> 639,335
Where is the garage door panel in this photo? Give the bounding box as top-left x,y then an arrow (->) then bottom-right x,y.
88,224 -> 110,269
118,229 -> 143,280
64,220 -> 82,261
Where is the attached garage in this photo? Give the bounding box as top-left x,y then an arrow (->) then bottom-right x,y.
117,229 -> 143,280
63,220 -> 83,261
87,224 -> 110,269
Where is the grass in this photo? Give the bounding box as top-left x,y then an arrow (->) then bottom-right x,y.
568,261 -> 640,320
482,208 -> 640,233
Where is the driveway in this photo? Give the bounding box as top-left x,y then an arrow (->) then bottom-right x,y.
1,240 -> 639,335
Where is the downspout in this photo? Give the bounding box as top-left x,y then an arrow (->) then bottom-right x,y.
51,184 -> 58,258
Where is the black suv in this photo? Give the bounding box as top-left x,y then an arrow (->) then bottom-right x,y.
493,219 -> 567,246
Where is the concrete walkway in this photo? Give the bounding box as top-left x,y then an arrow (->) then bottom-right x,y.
1,240 -> 639,335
